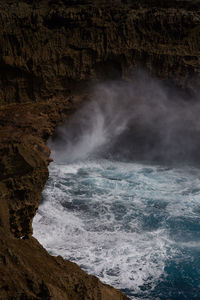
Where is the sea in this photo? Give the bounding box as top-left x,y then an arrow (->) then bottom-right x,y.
33,159 -> 200,300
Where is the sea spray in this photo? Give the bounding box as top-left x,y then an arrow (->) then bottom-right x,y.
49,73 -> 200,165
33,73 -> 200,299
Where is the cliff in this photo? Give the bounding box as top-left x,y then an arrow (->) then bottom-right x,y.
0,0 -> 200,299
0,95 -> 129,299
0,0 -> 200,105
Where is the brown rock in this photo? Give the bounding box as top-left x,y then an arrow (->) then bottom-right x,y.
0,0 -> 200,105
0,96 -> 130,299
1,0 -> 200,299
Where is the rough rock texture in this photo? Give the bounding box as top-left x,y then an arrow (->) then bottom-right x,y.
0,232 -> 128,300
0,0 -> 200,105
0,95 -> 129,299
0,0 -> 200,299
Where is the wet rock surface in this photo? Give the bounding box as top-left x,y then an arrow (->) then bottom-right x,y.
0,96 -> 129,299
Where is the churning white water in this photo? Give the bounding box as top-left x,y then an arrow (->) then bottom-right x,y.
33,160 -> 200,299
33,75 -> 200,299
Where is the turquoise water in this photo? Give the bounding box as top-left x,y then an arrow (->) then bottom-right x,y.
33,159 -> 200,300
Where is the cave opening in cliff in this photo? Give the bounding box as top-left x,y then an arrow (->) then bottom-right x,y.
33,73 -> 200,300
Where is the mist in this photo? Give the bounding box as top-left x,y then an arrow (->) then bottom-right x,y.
49,72 -> 200,165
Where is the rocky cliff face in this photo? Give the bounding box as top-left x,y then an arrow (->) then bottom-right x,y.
0,0 -> 200,299
0,95 -> 129,299
0,0 -> 200,105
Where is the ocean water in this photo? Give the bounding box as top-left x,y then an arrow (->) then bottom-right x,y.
33,77 -> 200,299
33,159 -> 200,300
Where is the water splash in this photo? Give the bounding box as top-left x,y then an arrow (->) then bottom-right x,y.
33,160 -> 200,299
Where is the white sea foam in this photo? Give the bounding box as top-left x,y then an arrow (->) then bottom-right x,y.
33,160 -> 200,299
